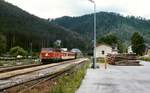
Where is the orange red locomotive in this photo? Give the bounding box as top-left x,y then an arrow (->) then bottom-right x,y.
40,48 -> 76,63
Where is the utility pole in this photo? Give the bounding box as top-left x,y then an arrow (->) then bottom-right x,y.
89,0 -> 97,69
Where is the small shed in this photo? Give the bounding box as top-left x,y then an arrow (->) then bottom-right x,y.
96,44 -> 118,58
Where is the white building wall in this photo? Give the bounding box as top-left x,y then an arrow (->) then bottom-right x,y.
128,46 -> 133,53
96,45 -> 112,58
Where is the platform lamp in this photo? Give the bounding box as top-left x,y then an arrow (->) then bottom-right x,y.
89,0 -> 97,69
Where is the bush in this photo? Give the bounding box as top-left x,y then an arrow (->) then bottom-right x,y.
9,46 -> 28,57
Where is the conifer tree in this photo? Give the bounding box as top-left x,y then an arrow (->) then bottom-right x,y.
131,32 -> 145,55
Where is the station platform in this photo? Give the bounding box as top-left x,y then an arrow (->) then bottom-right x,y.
76,62 -> 150,93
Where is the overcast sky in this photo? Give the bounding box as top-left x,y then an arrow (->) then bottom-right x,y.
5,0 -> 150,19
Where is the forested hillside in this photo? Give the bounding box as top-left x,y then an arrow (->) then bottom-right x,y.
51,12 -> 150,44
1,0 -> 150,55
0,0 -> 87,54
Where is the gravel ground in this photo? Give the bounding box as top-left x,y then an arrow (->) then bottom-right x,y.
76,61 -> 150,93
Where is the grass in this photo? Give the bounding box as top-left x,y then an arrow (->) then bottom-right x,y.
96,57 -> 105,63
51,62 -> 89,93
0,61 -> 3,66
139,57 -> 150,62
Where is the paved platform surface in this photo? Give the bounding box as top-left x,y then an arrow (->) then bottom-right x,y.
76,61 -> 150,93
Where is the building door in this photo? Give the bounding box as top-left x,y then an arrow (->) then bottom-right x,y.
102,50 -> 105,55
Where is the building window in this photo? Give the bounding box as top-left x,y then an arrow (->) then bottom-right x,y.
102,50 -> 105,55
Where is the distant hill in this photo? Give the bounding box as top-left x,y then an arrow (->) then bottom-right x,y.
51,12 -> 150,44
0,0 -> 87,53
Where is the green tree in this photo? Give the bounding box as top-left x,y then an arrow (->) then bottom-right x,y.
0,34 -> 6,54
9,46 -> 28,56
131,32 -> 145,55
117,41 -> 128,53
98,34 -> 118,45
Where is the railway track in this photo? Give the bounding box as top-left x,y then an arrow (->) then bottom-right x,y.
0,58 -> 88,92
10,64 -> 79,93
0,64 -> 41,73
0,59 -> 78,75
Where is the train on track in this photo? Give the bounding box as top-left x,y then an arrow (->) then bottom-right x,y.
40,48 -> 78,63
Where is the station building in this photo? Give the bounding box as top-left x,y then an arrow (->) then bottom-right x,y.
96,44 -> 118,58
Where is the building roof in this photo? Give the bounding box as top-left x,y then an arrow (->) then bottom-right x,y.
96,43 -> 112,47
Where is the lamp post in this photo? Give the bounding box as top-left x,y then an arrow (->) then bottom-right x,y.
89,0 -> 96,69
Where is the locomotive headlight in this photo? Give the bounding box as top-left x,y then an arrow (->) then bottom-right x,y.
45,53 -> 48,56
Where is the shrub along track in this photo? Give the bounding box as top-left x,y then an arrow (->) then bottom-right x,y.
0,58 -> 88,93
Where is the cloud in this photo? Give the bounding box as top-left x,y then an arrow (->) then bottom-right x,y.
5,0 -> 150,19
